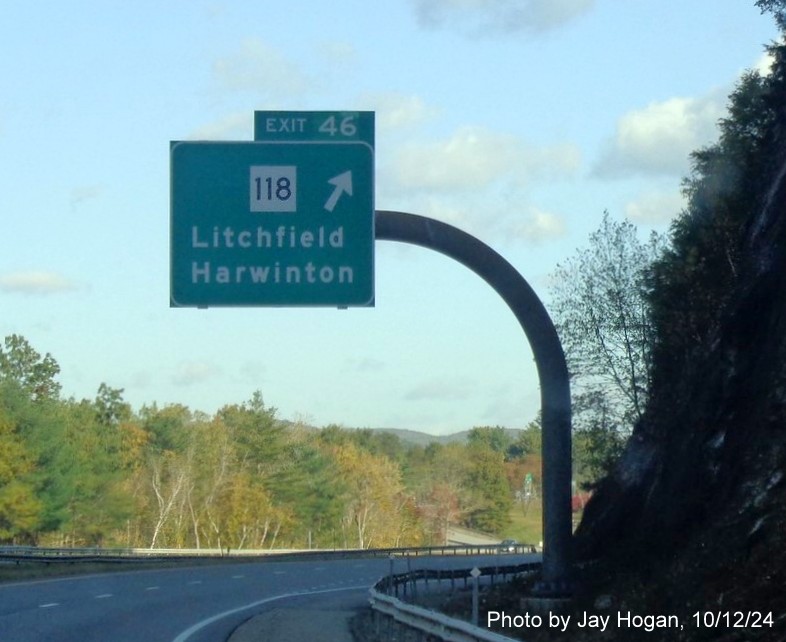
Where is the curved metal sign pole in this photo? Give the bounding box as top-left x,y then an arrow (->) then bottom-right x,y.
375,210 -> 573,594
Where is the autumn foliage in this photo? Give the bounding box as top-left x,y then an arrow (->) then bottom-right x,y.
0,335 -> 531,549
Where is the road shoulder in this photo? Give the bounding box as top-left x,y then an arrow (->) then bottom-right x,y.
227,587 -> 367,642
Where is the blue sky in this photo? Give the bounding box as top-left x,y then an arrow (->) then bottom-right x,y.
0,1 -> 779,434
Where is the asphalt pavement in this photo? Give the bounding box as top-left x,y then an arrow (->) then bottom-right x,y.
0,553 -> 536,641
227,587 -> 366,642
0,559 -> 382,642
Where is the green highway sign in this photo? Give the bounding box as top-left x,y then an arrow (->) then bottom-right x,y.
254,110 -> 374,146
170,136 -> 374,308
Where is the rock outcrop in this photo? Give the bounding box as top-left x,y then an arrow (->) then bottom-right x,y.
573,45 -> 786,641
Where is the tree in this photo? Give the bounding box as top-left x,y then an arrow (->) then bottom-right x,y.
182,415 -> 234,549
463,447 -> 512,533
647,70 -> 774,391
420,481 -> 463,545
0,335 -> 61,401
550,213 -> 663,470
218,472 -> 282,549
331,442 -> 408,549
218,391 -> 283,476
0,377 -> 74,540
756,0 -> 786,30
467,426 -> 511,456
148,450 -> 191,548
70,403 -> 124,544
140,403 -> 192,453
95,383 -> 131,427
506,420 -> 542,460
0,409 -> 42,541
571,391 -> 627,482
273,436 -> 346,548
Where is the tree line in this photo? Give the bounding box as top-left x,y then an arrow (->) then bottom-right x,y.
0,334 -> 545,549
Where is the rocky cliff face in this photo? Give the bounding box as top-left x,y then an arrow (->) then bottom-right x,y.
573,54 -> 786,641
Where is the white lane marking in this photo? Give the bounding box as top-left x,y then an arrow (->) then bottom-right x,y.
187,580 -> 202,585
313,566 -> 325,571
95,593 -> 113,599
273,571 -> 286,575
232,574 -> 245,579
146,586 -> 161,591
170,585 -> 369,642
39,603 -> 59,608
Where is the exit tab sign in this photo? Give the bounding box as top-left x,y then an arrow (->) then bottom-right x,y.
170,111 -> 374,308
255,111 -> 374,146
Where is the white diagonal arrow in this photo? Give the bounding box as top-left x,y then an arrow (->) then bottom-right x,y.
324,170 -> 353,212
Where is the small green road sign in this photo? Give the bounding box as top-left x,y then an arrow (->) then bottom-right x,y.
170,138 -> 374,308
254,111 -> 374,146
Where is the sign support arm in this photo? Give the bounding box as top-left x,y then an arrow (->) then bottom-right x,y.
375,209 -> 573,594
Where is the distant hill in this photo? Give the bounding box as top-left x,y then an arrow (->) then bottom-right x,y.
372,427 -> 526,448
281,421 -> 528,448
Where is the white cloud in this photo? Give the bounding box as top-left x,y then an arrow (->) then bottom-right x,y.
412,197 -> 474,230
188,112 -> 253,140
360,92 -> 441,131
504,207 -> 568,243
625,189 -> 685,225
595,47 -> 782,181
391,126 -> 580,192
594,91 -> 725,178
754,51 -> 776,77
412,0 -> 595,34
212,38 -> 310,96
404,376 -> 474,401
171,361 -> 220,387
0,271 -> 78,295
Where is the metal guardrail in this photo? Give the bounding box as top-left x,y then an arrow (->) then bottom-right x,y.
0,543 -> 538,565
370,593 -> 518,642
369,557 -> 543,642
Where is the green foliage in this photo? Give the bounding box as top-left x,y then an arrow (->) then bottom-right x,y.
572,399 -> 628,485
0,404 -> 42,541
57,398 -> 131,545
140,403 -> 192,453
0,334 -> 61,401
218,391 -> 283,474
274,438 -> 346,547
0,335 -> 524,547
550,213 -> 662,481
756,0 -> 786,30
467,426 -> 511,455
506,421 -> 542,460
647,66 -> 778,391
464,448 -> 512,533
95,383 -> 131,426
551,213 -> 662,429
317,425 -> 407,462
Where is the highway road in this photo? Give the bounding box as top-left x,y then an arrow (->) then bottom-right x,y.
0,553 -> 526,641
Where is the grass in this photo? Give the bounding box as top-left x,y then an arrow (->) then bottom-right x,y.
505,498 -> 543,546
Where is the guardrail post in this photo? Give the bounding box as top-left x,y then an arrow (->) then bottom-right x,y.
470,567 -> 481,626
407,557 -> 417,601
389,554 -> 395,595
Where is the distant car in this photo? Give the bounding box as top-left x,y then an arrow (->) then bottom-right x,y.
499,539 -> 518,552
